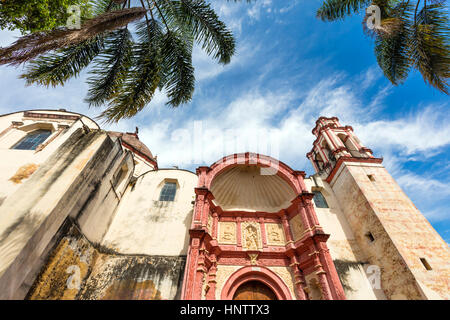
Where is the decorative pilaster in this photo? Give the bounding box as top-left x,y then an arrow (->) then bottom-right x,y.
289,255 -> 307,300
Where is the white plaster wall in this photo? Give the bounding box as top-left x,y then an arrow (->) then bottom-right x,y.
0,110 -> 99,202
305,175 -> 386,300
101,169 -> 197,256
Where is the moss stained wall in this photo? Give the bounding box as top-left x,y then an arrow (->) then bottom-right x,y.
27,225 -> 186,300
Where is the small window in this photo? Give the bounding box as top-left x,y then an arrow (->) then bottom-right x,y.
112,167 -> 125,187
12,129 -> 52,150
312,190 -> 328,208
420,258 -> 432,271
368,175 -> 376,182
366,232 -> 375,242
159,182 -> 177,201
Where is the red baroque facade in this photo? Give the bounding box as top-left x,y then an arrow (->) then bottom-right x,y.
181,153 -> 346,300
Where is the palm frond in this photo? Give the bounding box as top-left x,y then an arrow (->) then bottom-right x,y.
175,0 -> 235,64
317,0 -> 371,21
100,21 -> 162,123
373,2 -> 413,85
19,35 -> 105,87
0,7 -> 146,65
161,30 -> 195,106
409,3 -> 450,93
85,28 -> 133,106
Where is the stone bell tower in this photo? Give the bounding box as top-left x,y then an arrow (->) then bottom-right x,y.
307,117 -> 450,300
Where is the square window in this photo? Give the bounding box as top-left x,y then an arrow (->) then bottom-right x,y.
312,190 -> 329,208
159,182 -> 177,201
12,129 -> 52,150
368,175 -> 376,182
420,258 -> 432,271
366,232 -> 375,242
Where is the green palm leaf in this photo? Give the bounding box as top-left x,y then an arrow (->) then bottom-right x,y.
100,20 -> 162,123
317,0 -> 371,21
409,3 -> 449,94
4,0 -> 242,121
19,35 -> 105,87
161,30 -> 195,106
374,3 -> 413,85
85,28 -> 133,106
175,0 -> 235,64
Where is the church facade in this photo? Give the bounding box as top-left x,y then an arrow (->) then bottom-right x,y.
0,109 -> 448,300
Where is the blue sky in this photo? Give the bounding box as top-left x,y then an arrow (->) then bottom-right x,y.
0,1 -> 449,243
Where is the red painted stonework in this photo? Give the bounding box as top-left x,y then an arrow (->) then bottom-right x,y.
181,153 -> 346,300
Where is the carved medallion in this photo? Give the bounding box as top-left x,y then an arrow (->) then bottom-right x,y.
218,222 -> 236,244
265,223 -> 285,246
289,214 -> 304,241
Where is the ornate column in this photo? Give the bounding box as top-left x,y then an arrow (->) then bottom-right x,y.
289,255 -> 307,300
205,257 -> 217,300
193,245 -> 207,299
308,245 -> 333,300
182,235 -> 202,299
315,236 -> 346,300
193,187 -> 209,230
280,213 -> 293,244
259,217 -> 268,248
212,212 -> 219,240
236,217 -> 242,248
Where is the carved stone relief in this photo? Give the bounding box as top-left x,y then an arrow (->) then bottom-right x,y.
218,222 -> 236,244
241,221 -> 262,250
289,214 -> 304,241
265,223 -> 285,246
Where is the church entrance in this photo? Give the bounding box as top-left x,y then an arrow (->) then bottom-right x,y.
232,281 -> 277,300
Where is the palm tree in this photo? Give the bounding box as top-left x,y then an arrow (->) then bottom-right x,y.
0,0 -> 238,122
317,0 -> 449,94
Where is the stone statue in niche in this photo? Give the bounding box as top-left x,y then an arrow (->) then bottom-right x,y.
244,225 -> 259,250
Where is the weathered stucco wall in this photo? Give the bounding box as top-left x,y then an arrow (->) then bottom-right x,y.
330,162 -> 450,299
101,169 -> 197,256
305,176 -> 386,300
0,111 -> 98,204
27,225 -> 186,300
0,128 -> 127,299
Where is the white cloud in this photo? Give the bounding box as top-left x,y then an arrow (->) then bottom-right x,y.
356,105 -> 450,156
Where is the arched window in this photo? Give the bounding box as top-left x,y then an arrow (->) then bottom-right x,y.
12,129 -> 52,150
312,190 -> 329,208
337,133 -> 359,157
159,182 -> 177,201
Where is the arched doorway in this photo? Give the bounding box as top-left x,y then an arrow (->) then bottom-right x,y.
220,266 -> 293,300
233,281 -> 277,300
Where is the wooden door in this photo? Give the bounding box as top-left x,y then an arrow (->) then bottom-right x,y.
233,281 -> 277,300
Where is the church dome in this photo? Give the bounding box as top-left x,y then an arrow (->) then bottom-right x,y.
108,131 -> 154,161
210,165 -> 296,213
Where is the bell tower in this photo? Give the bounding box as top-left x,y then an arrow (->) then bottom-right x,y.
307,116 -> 450,300
306,116 -> 378,179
